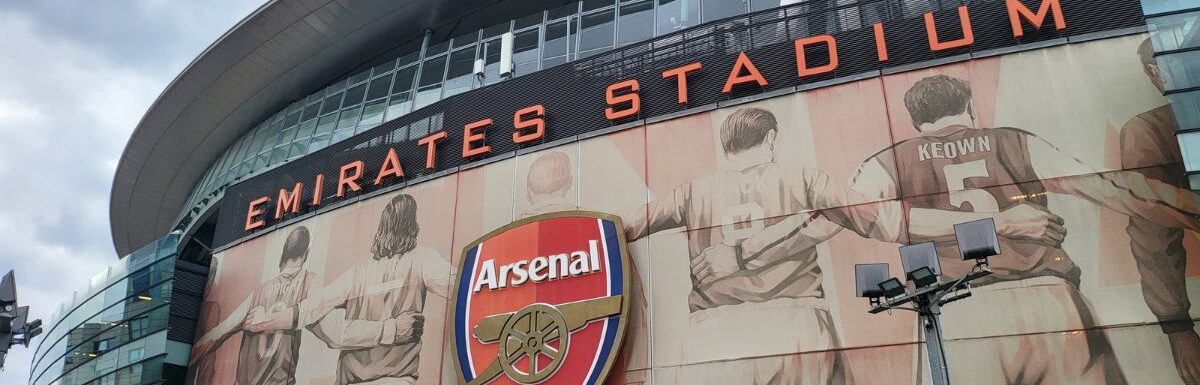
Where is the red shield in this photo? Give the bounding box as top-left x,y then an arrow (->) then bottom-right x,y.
452,211 -> 630,385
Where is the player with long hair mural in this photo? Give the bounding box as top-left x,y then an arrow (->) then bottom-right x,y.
245,194 -> 449,385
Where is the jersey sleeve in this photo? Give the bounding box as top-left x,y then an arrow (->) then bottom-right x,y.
800,166 -> 906,243
625,182 -> 690,240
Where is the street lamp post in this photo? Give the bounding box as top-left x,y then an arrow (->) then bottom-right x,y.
854,218 -> 1002,385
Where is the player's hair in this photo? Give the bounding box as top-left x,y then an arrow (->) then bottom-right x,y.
527,151 -> 572,196
372,193 -> 420,260
904,75 -> 973,129
720,107 -> 778,154
279,226 -> 310,268
1139,37 -> 1156,66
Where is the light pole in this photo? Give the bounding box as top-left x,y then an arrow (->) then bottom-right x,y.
854,218 -> 1001,385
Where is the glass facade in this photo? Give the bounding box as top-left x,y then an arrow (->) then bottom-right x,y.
173,0 -> 792,233
29,236 -> 183,385
1142,1 -> 1200,188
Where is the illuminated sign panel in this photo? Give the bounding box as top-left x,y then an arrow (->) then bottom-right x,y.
452,212 -> 631,385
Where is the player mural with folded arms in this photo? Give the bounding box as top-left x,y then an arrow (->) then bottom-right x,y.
244,194 -> 449,385
622,107 -> 1076,384
730,74 -> 1200,384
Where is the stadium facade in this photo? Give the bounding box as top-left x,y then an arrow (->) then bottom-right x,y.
30,0 -> 1200,384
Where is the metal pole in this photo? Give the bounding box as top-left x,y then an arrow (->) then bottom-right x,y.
922,298 -> 951,385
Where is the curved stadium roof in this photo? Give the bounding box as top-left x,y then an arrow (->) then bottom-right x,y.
110,0 -> 557,255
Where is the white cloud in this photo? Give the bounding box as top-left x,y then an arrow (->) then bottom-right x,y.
0,2 -> 259,383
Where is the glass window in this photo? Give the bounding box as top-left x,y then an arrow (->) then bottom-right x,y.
418,56 -> 447,88
392,66 -> 417,95
366,74 -> 393,102
301,102 -> 321,122
1159,51 -> 1200,91
319,92 -> 343,115
343,83 -> 367,107
1179,130 -> 1200,171
336,107 -> 361,132
584,0 -> 614,12
1142,0 -> 1200,16
415,55 -> 447,108
1171,91 -> 1200,130
579,9 -> 616,58
453,30 -> 479,48
409,118 -> 431,140
751,0 -> 779,11
308,134 -> 331,154
1148,11 -> 1200,52
618,0 -> 655,45
426,40 -> 451,56
543,20 -> 576,65
359,100 -> 387,127
444,47 -> 478,97
657,0 -> 699,35
385,94 -> 413,121
482,39 -> 504,85
702,0 -> 746,22
513,29 -> 541,76
314,114 -> 338,135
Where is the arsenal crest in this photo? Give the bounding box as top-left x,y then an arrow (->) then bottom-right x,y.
452,211 -> 631,385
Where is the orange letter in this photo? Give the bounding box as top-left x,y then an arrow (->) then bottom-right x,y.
513,105 -> 545,144
874,23 -> 889,62
662,62 -> 702,104
275,182 -> 303,220
311,174 -> 324,206
925,6 -> 974,52
795,35 -> 839,78
1006,0 -> 1064,38
375,148 -> 405,185
463,118 -> 493,158
723,52 -> 768,94
337,161 -> 364,198
606,80 -> 640,120
245,196 -> 270,231
419,131 -> 448,169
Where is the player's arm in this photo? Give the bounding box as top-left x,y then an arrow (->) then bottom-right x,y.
190,297 -> 250,363
308,309 -> 423,349
624,183 -> 690,241
1028,136 -> 1200,231
250,267 -> 356,332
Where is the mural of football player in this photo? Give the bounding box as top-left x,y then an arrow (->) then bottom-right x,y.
841,74 -> 1200,384
190,226 -> 319,385
246,193 -> 449,385
1123,38 -> 1200,385
519,150 -> 577,218
623,107 -> 1072,384
518,149 -> 652,384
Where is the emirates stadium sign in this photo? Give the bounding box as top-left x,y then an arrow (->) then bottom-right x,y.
451,212 -> 631,385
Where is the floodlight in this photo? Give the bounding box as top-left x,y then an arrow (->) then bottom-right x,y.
854,263 -> 891,298
954,218 -> 1000,261
878,277 -> 906,298
900,242 -> 941,287
908,266 -> 938,288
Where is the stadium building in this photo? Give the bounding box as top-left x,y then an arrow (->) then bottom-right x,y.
29,0 -> 1200,384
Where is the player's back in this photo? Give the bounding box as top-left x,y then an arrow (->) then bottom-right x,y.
886,126 -> 1080,286
681,163 -> 826,311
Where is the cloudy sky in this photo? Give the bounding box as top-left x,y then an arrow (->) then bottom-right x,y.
0,1 -> 261,382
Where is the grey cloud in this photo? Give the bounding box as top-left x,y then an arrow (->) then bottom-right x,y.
0,1 -> 261,383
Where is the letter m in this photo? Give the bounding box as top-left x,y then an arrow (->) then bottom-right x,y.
1007,0 -> 1065,38
276,182 -> 303,219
